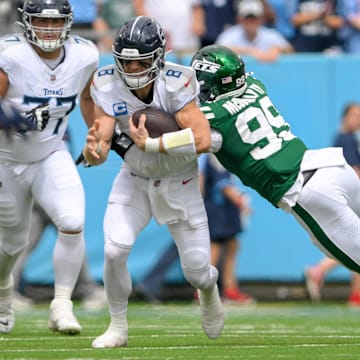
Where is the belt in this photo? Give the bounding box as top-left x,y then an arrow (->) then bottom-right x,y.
302,169 -> 317,186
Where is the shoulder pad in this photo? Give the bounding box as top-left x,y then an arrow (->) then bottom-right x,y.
162,61 -> 198,94
68,35 -> 98,50
0,34 -> 26,53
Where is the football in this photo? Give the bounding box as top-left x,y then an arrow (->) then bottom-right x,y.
132,107 -> 180,138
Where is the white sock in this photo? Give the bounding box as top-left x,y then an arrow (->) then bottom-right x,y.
53,231 -> 85,294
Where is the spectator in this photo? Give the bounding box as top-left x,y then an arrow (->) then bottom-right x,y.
199,153 -> 255,304
305,103 -> 360,306
200,0 -> 237,47
338,0 -> 360,53
133,0 -> 206,64
267,0 -> 296,42
99,0 -> 136,52
291,0 -> 344,53
0,1 -> 12,33
216,0 -> 294,62
70,0 -> 112,52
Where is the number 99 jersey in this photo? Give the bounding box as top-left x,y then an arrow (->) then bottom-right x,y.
200,75 -> 308,206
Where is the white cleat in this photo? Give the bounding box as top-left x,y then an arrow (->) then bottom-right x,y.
92,326 -> 128,348
0,304 -> 15,334
198,285 -> 224,339
48,299 -> 82,335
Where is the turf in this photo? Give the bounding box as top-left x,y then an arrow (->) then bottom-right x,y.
2,301 -> 360,359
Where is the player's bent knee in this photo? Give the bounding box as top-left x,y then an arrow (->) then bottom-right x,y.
181,248 -> 211,288
181,247 -> 209,271
104,241 -> 130,263
57,214 -> 84,233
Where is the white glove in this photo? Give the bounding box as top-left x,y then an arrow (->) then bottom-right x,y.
25,103 -> 49,131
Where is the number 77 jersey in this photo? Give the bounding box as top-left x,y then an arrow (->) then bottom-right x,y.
200,75 -> 308,207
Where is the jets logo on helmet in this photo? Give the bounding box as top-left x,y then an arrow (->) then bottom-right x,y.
191,45 -> 247,102
192,59 -> 220,74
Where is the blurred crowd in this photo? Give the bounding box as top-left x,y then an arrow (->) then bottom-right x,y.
2,0 -> 360,62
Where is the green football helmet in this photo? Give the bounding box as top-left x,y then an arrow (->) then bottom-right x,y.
191,45 -> 247,102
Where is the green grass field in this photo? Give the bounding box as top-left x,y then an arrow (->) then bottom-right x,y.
2,301 -> 360,359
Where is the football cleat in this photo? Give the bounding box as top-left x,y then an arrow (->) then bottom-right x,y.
0,304 -> 15,334
92,321 -> 128,348
198,284 -> 224,339
48,299 -> 82,335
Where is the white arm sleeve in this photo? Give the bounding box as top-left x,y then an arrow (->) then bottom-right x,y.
162,128 -> 197,155
209,129 -> 223,153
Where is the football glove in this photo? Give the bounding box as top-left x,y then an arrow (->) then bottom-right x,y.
0,101 -> 36,138
25,103 -> 50,131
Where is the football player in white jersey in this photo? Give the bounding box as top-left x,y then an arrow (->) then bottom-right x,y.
0,0 -> 99,335
83,16 -> 224,348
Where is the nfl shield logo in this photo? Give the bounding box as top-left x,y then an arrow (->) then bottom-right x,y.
50,74 -> 56,81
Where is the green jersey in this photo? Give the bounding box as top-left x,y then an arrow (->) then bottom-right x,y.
200,76 -> 308,207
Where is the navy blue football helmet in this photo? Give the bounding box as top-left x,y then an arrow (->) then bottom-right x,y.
112,16 -> 166,89
19,0 -> 73,52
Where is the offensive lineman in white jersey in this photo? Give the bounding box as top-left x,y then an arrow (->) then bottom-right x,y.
83,16 -> 224,348
0,0 -> 99,334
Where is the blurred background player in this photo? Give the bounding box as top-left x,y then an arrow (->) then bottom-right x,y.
199,153 -> 255,304
304,102 -> 360,306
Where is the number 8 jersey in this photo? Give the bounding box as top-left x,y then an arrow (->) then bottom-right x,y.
200,75 -> 308,207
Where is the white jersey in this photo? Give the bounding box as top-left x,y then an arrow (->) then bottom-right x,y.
91,61 -> 200,178
0,34 -> 99,163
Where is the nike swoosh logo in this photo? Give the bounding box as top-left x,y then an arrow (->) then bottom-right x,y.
0,320 -> 9,326
182,177 -> 194,185
184,78 -> 191,87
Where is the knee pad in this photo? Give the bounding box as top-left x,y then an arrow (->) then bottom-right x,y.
57,213 -> 84,233
181,247 -> 216,289
104,241 -> 131,264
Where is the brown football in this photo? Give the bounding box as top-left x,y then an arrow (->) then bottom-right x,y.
132,107 -> 180,138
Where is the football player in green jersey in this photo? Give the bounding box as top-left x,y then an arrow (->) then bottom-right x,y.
190,44 -> 360,274
129,44 -> 360,276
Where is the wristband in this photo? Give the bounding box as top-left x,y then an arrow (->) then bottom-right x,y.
145,137 -> 160,152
